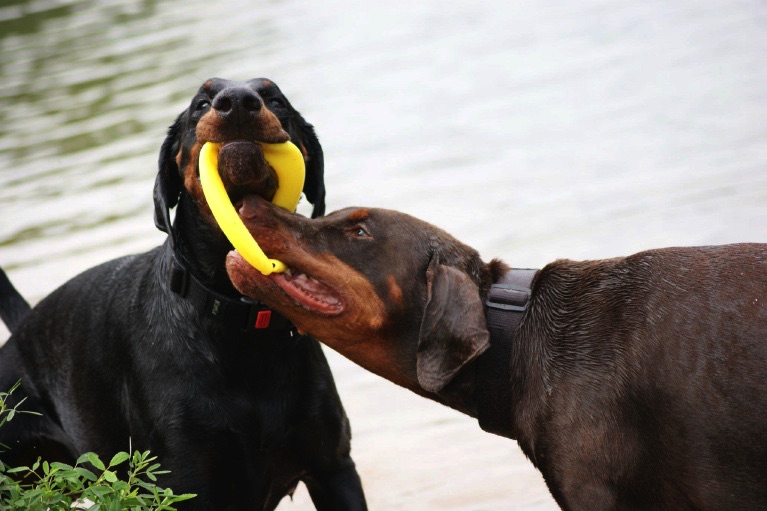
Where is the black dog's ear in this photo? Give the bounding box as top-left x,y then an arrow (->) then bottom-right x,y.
417,258 -> 490,393
298,119 -> 326,218
153,115 -> 184,234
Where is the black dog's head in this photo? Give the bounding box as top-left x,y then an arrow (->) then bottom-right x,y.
154,77 -> 325,239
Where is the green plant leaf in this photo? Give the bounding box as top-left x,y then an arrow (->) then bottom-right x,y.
86,453 -> 105,471
86,484 -> 111,499
75,467 -> 98,482
108,452 -> 130,468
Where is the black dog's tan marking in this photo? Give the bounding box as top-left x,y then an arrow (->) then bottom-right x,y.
0,79 -> 364,511
161,77 -> 325,227
226,195 -> 767,511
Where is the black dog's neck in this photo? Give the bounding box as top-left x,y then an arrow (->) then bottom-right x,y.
172,195 -> 235,293
161,196 -> 295,337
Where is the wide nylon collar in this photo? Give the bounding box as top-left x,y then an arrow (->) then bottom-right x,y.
475,268 -> 538,438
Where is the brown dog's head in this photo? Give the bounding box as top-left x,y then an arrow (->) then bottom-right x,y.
225,196 -> 509,394
154,77 -> 326,240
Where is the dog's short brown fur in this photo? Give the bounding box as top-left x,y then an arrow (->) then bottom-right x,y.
225,195 -> 767,511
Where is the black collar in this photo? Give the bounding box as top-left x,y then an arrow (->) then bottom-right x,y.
475,268 -> 537,438
154,192 -> 295,338
168,255 -> 296,337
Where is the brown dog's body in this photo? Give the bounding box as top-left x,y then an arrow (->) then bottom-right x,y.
225,196 -> 767,511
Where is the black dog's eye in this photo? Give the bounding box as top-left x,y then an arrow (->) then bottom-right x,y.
196,100 -> 211,111
267,97 -> 286,110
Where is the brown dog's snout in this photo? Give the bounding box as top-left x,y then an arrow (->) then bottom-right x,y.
212,86 -> 264,123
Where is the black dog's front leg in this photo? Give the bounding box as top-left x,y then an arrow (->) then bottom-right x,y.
304,459 -> 367,511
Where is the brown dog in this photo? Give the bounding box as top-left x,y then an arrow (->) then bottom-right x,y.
225,195 -> 767,511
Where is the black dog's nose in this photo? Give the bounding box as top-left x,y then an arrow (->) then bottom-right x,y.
212,87 -> 263,120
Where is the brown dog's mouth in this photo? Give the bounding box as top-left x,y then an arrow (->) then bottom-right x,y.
268,267 -> 345,315
227,248 -> 346,316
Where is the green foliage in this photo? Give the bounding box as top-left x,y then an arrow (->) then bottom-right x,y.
0,381 -> 39,432
0,383 -> 195,511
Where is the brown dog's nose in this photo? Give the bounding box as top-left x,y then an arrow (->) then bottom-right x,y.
212,87 -> 263,121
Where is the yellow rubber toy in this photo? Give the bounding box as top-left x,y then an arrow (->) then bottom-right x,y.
261,142 -> 306,212
199,141 -> 305,275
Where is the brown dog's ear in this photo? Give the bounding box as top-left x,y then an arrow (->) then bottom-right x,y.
417,260 -> 490,393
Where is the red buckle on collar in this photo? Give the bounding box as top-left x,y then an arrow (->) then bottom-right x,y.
254,310 -> 272,329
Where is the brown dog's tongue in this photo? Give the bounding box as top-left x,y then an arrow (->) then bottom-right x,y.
218,141 -> 277,198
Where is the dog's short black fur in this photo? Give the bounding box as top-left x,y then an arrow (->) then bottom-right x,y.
0,78 -> 366,511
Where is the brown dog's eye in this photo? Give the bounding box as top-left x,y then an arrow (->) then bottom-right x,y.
348,225 -> 371,239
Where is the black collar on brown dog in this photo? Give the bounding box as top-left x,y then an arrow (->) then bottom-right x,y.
475,268 -> 538,438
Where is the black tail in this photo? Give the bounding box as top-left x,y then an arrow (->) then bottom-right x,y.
0,268 -> 31,333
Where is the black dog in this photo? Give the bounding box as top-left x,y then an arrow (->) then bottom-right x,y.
225,196 -> 767,511
0,78 -> 366,511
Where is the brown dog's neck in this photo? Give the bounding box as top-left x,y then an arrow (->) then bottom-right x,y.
430,365 -> 483,416
421,268 -> 538,439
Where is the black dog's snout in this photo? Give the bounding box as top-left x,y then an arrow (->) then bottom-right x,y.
212,87 -> 263,120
